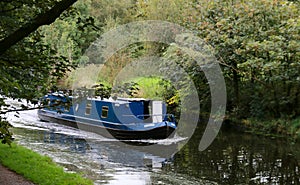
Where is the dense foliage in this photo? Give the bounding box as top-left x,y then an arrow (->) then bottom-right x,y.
1,0 -> 300,144
91,0 -> 300,120
195,0 -> 300,120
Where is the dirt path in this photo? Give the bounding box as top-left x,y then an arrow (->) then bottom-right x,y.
0,164 -> 35,185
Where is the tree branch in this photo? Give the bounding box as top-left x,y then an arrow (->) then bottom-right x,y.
0,106 -> 45,114
0,0 -> 77,56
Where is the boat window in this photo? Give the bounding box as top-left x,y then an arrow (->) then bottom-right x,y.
46,98 -> 51,106
46,98 -> 53,110
85,100 -> 92,115
101,106 -> 109,118
75,103 -> 79,112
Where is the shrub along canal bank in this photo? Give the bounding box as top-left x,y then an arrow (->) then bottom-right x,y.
224,117 -> 300,142
0,142 -> 93,185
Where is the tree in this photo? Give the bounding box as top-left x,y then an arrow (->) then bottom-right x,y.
132,0 -> 300,120
0,0 -> 79,144
194,0 -> 300,119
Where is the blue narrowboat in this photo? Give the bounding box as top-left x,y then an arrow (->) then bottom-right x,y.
37,93 -> 176,140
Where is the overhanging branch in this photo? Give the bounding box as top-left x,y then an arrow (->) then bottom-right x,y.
0,106 -> 45,114
0,0 -> 77,56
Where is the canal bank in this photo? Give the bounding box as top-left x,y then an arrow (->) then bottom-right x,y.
0,164 -> 34,185
223,117 -> 300,142
0,143 -> 93,185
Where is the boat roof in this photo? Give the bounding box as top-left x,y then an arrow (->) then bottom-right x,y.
46,93 -> 153,104
96,97 -> 150,103
116,97 -> 148,101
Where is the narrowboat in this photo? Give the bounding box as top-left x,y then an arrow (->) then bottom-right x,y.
37,93 -> 176,140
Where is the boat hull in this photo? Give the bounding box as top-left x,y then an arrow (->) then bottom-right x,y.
38,110 -> 175,140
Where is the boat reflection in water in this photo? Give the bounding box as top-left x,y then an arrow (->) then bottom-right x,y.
42,130 -> 174,168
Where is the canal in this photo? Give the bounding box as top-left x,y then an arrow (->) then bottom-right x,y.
7,109 -> 300,184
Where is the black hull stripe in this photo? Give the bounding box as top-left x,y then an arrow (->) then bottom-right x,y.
38,113 -> 175,140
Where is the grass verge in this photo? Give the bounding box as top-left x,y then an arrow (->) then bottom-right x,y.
0,142 -> 93,185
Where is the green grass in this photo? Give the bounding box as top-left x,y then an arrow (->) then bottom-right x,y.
0,143 -> 93,185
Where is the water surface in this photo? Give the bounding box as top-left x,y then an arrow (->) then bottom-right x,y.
7,109 -> 300,184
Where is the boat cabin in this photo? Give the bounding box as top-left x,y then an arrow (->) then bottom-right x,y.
43,93 -> 172,125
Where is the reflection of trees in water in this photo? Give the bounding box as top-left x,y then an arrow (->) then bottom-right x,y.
167,130 -> 299,184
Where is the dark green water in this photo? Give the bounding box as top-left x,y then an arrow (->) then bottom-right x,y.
8,110 -> 300,185
167,129 -> 300,184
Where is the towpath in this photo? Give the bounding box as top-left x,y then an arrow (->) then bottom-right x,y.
0,164 -> 35,185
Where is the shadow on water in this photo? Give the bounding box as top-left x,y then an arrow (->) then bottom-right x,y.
162,124 -> 300,185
